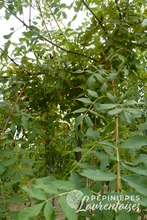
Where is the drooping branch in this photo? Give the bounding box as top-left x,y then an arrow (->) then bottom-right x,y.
4,5 -> 99,62
81,0 -> 108,36
0,83 -> 27,141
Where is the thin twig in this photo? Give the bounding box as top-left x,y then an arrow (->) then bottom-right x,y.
36,0 -> 52,40
46,0 -> 68,41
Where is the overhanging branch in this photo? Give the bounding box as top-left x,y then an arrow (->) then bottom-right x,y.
4,5 -> 99,62
81,0 -> 108,36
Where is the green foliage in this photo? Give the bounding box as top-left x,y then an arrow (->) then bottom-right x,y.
0,0 -> 147,219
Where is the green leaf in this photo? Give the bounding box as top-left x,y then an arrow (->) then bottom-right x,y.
69,173 -> 85,189
1,159 -> 15,167
138,121 -> 147,131
118,54 -> 125,63
122,175 -> 147,196
6,197 -> 24,203
125,108 -> 142,117
77,98 -> 92,104
122,100 -> 143,106
85,115 -> 93,128
133,154 -> 147,165
5,9 -> 11,20
79,163 -> 98,170
122,162 -> 147,176
1,169 -> 16,178
32,177 -> 59,194
28,132 -> 36,143
18,149 -> 34,155
0,164 -> 5,175
35,128 -> 47,138
73,108 -> 87,113
0,102 -> 8,110
21,186 -> 47,200
32,181 -> 59,194
19,168 -> 34,176
87,128 -> 99,141
93,73 -> 105,83
99,140 -> 115,148
142,19 -> 147,27
116,210 -> 130,220
3,32 -> 13,39
17,202 -> 44,220
87,89 -> 98,98
124,111 -> 135,125
8,211 -> 19,219
53,180 -> 75,191
107,92 -> 116,103
86,75 -> 96,89
58,195 -> 77,220
0,2 -> 4,9
0,150 -> 15,157
73,147 -> 86,152
90,151 -> 108,161
98,104 -> 117,110
74,70 -> 83,74
79,169 -> 117,181
75,115 -> 84,128
32,176 -> 56,185
20,158 -> 38,164
120,135 -> 147,149
21,115 -> 30,130
5,173 -> 21,186
44,202 -> 55,220
90,181 -> 102,193
100,83 -> 107,94
108,108 -> 122,116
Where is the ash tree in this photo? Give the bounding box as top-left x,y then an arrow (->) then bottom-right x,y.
0,0 -> 147,219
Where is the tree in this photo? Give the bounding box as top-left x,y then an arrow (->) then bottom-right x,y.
0,0 -> 147,219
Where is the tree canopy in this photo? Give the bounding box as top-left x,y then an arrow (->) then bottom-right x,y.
0,0 -> 147,219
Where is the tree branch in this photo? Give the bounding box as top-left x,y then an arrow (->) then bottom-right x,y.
36,0 -> 52,40
81,0 -> 108,36
4,5 -> 99,62
0,83 -> 27,140
0,47 -> 19,67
